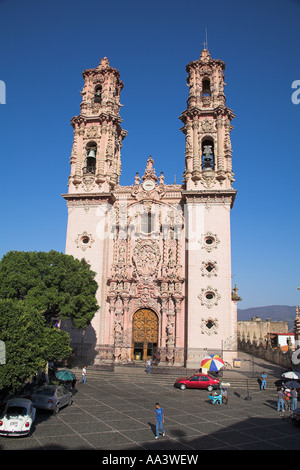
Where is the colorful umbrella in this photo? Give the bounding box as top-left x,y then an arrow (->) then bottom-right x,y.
55,370 -> 75,381
200,354 -> 225,372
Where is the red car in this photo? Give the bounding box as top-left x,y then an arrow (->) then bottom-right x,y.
174,373 -> 219,391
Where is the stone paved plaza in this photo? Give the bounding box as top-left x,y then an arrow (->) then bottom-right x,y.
1,353 -> 300,451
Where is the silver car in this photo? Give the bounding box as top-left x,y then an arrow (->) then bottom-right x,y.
31,385 -> 73,414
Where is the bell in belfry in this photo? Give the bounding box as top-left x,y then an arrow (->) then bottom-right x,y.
94,88 -> 102,103
202,145 -> 214,169
87,149 -> 96,159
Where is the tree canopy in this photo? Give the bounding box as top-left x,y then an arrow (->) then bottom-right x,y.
0,250 -> 99,329
0,299 -> 72,393
0,250 -> 99,393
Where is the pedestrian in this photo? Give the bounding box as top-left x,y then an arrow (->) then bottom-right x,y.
277,387 -> 285,412
71,376 -> 77,394
79,365 -> 87,384
222,387 -> 228,405
261,371 -> 267,390
155,402 -> 165,439
146,358 -> 152,374
284,388 -> 291,411
291,388 -> 298,411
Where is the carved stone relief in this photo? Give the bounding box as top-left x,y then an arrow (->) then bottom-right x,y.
200,232 -> 220,252
132,239 -> 161,277
198,286 -> 221,309
200,317 -> 219,335
75,231 -> 95,251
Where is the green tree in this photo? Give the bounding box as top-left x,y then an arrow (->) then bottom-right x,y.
0,250 -> 99,329
0,299 -> 71,393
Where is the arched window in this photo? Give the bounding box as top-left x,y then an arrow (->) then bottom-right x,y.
141,211 -> 155,234
94,85 -> 102,103
202,78 -> 211,97
201,138 -> 215,170
83,142 -> 97,175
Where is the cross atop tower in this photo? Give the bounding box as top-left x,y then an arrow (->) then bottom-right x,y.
202,28 -> 208,50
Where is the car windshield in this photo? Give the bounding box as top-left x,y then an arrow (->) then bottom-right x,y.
36,388 -> 55,396
6,406 -> 27,418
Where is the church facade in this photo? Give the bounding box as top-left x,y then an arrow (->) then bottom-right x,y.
62,49 -> 238,368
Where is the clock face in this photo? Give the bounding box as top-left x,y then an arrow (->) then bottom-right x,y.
142,179 -> 155,191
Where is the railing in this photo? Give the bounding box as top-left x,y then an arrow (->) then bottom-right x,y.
82,166 -> 96,175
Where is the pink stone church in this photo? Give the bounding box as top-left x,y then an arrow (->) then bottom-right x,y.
62,48 -> 239,368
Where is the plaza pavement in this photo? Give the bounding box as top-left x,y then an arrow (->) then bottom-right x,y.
1,352 -> 300,451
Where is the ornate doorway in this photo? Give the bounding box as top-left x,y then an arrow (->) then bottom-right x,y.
132,309 -> 158,361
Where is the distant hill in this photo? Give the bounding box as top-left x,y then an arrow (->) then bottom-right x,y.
237,305 -> 297,329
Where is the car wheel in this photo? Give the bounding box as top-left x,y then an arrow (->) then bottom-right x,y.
68,397 -> 73,406
179,384 -> 186,390
207,385 -> 214,392
54,404 -> 60,414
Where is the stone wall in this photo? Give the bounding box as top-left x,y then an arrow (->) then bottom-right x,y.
238,318 -> 289,344
238,338 -> 300,371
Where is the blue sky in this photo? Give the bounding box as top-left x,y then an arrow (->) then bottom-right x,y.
0,0 -> 299,309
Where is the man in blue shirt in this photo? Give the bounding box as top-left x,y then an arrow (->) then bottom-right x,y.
261,371 -> 267,390
155,403 -> 165,439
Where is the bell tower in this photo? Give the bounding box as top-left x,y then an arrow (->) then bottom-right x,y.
181,48 -> 238,368
68,57 -> 127,193
180,48 -> 235,190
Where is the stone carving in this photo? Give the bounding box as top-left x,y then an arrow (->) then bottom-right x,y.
82,175 -> 96,192
199,170 -> 217,189
200,117 -> 216,133
200,232 -> 220,252
133,239 -> 161,277
75,231 -> 94,251
200,317 -> 219,335
198,286 -> 221,309
200,260 -> 218,278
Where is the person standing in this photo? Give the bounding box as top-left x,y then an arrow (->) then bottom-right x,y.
80,365 -> 87,384
261,371 -> 267,390
277,387 -> 285,412
291,388 -> 298,411
284,388 -> 291,411
155,403 -> 165,439
146,358 -> 152,374
222,387 -> 228,405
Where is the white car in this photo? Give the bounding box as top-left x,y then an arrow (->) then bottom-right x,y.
0,398 -> 36,437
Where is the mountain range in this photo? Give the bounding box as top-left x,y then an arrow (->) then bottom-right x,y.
237,305 -> 297,330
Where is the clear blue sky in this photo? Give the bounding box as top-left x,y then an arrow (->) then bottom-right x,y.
0,0 -> 299,309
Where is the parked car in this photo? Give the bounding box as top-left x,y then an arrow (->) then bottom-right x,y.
31,385 -> 73,414
174,373 -> 220,391
0,398 -> 36,437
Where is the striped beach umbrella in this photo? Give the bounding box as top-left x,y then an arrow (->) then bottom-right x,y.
200,354 -> 225,372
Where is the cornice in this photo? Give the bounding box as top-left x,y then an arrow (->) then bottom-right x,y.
182,189 -> 237,208
62,192 -> 115,205
179,105 -> 235,123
